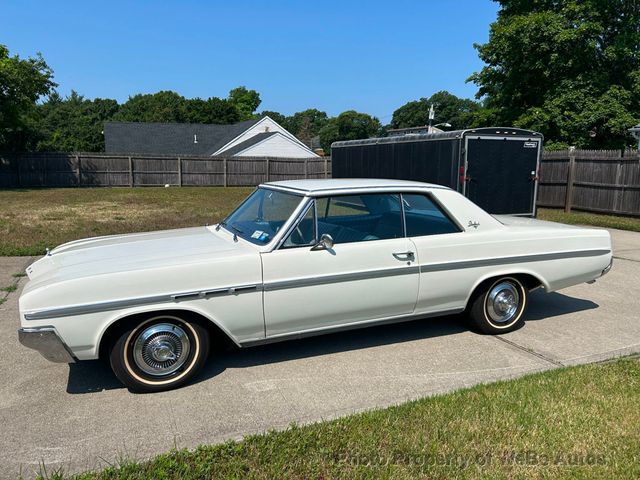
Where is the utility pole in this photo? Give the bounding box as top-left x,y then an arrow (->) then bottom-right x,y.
428,104 -> 435,133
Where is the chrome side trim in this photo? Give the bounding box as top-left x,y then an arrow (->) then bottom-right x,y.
240,308 -> 465,347
18,326 -> 76,363
23,284 -> 259,321
263,265 -> 420,292
23,249 -> 610,321
420,249 -> 611,273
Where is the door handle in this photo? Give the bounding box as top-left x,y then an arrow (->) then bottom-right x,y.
392,251 -> 415,261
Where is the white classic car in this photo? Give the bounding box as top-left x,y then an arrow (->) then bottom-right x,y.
18,179 -> 613,392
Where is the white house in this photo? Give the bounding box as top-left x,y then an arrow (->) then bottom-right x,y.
104,116 -> 319,158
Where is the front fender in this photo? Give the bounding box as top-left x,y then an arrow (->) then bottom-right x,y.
94,303 -> 245,356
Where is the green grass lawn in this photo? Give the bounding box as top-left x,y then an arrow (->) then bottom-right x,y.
1,188 -> 639,256
538,208 -> 640,232
0,187 -> 253,256
42,358 -> 640,479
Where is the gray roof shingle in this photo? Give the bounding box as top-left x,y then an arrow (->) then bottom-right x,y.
103,119 -> 261,156
215,132 -> 277,156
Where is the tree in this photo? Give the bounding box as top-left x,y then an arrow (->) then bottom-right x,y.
183,97 -> 240,124
114,91 -> 244,125
36,91 -> 119,151
115,91 -> 187,123
228,86 -> 261,120
319,110 -> 382,152
258,110 -> 287,125
0,45 -> 55,151
391,91 -> 481,130
469,0 -> 640,148
284,109 -> 329,145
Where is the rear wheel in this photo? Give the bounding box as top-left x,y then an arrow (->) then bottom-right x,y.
468,277 -> 528,334
109,314 -> 209,393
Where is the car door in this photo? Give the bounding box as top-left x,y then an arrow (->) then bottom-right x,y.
401,192 -> 469,314
261,193 -> 420,338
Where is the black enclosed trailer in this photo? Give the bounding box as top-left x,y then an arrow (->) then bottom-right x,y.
331,127 -> 543,216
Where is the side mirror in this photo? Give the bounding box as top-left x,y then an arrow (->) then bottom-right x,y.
311,233 -> 334,251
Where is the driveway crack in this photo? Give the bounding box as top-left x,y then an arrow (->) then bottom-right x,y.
492,336 -> 565,367
613,255 -> 640,263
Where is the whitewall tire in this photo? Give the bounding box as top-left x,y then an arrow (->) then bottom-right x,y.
468,277 -> 528,334
109,314 -> 210,393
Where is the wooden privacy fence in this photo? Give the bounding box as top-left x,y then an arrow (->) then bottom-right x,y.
537,148 -> 640,216
4,150 -> 639,217
0,153 -> 331,188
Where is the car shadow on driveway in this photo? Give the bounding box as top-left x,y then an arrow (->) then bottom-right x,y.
65,290 -> 599,394
66,360 -> 123,394
525,290 -> 598,321
65,316 -> 469,394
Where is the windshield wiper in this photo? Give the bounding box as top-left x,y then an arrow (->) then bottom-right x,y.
216,219 -> 243,242
230,223 -> 244,234
218,222 -> 244,242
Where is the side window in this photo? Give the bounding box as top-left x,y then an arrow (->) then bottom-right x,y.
402,194 -> 460,237
282,203 -> 316,247
316,194 -> 403,244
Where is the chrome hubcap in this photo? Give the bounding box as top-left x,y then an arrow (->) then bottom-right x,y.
486,282 -> 519,324
133,323 -> 190,376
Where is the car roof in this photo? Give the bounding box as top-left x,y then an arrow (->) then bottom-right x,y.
260,178 -> 449,195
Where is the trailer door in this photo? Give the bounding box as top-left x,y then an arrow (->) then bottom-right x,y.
464,136 -> 540,215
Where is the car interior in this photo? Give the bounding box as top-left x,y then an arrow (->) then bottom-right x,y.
285,193 -> 460,247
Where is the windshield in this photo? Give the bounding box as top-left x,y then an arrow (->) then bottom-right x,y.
219,188 -> 303,245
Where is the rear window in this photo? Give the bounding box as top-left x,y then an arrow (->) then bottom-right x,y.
402,194 -> 460,237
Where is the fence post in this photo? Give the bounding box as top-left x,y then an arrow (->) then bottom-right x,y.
128,156 -> 133,187
614,151 -> 624,213
223,158 -> 227,187
324,157 -> 328,178
564,146 -> 576,213
265,157 -> 270,182
177,157 -> 182,187
304,158 -> 308,179
75,154 -> 81,187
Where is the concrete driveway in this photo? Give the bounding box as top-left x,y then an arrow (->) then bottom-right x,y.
1,228 -> 639,478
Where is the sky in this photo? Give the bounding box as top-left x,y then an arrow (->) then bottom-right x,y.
2,0 -> 499,122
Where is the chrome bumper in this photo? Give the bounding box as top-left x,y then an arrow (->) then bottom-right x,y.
18,327 -> 76,363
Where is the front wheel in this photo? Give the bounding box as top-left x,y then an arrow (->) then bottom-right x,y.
109,314 -> 210,393
468,277 -> 528,334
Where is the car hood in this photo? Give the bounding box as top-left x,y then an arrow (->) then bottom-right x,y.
26,226 -> 251,286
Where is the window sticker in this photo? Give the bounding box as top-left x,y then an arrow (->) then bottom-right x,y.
251,230 -> 264,239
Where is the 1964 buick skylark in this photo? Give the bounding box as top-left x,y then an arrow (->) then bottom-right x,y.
18,179 -> 613,392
